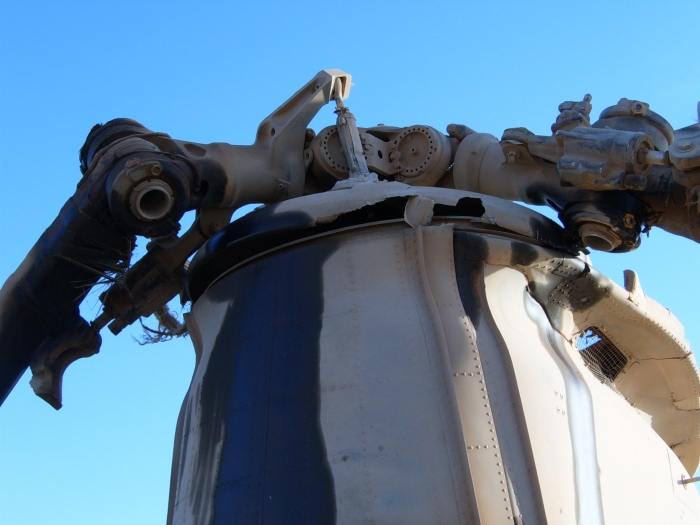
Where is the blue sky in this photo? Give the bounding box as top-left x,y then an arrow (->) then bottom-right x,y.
1,1 -> 699,523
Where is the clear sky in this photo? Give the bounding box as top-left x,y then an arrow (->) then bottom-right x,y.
1,1 -> 699,523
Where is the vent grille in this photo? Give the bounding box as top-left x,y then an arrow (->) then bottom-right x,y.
576,327 -> 628,384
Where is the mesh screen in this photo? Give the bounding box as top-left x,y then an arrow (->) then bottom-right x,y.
576,327 -> 627,384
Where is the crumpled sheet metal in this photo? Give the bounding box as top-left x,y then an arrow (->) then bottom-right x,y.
277,181 -> 572,249
187,181 -> 576,301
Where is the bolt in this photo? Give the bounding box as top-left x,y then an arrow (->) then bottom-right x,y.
676,139 -> 693,152
389,151 -> 401,161
631,101 -> 646,115
125,158 -> 139,169
149,163 -> 163,176
578,223 -> 621,252
622,214 -> 636,228
305,128 -> 316,141
396,175 -> 405,182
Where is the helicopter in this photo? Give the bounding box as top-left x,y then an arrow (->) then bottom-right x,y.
2,69 -> 699,524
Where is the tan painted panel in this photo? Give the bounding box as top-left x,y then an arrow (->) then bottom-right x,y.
590,377 -> 700,523
484,266 -> 580,524
419,225 -> 514,523
466,232 -> 700,474
485,264 -> 700,523
318,227 -> 474,525
175,212 -> 700,524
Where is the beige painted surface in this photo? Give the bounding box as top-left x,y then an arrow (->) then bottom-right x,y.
318,226 -> 475,524
177,197 -> 700,523
419,226 -> 514,523
484,266 -> 581,524
483,261 -> 700,524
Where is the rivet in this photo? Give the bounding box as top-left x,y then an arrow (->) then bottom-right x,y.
677,139 -> 693,152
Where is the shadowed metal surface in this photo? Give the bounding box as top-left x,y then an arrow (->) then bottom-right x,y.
169,241 -> 338,525
453,232 -> 547,524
